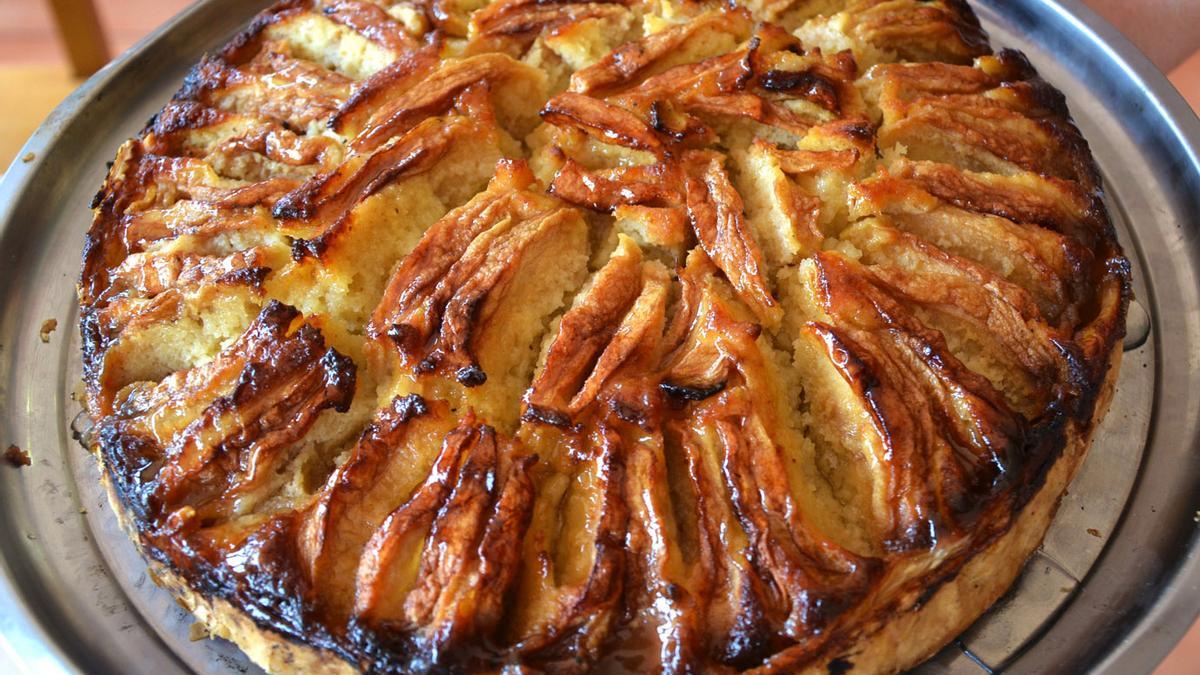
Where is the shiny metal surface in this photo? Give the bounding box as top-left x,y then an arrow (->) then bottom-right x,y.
0,0 -> 1196,673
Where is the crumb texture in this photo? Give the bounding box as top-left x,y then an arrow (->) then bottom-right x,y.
79,0 -> 1128,672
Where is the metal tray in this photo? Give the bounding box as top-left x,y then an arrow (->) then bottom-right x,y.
0,0 -> 1197,672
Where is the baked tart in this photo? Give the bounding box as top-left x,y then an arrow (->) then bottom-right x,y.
79,0 -> 1129,671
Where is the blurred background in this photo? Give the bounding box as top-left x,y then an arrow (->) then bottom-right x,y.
0,0 -> 1196,673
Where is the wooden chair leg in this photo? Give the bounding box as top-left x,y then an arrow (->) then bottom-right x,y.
45,0 -> 111,77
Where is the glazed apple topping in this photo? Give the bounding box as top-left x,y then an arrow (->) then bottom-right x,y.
79,0 -> 1129,672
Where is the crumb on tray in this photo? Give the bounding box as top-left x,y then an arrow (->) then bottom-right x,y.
40,318 -> 58,343
5,444 -> 30,467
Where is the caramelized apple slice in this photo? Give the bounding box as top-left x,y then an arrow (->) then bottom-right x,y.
850,166 -> 1089,325
663,260 -> 873,645
609,26 -> 861,135
525,235 -> 671,422
683,153 -> 782,328
297,395 -> 457,623
268,106 -> 524,333
98,146 -> 301,215
467,0 -> 632,57
326,45 -> 442,131
351,419 -> 475,625
275,115 -> 474,257
516,255 -> 867,667
368,160 -> 561,342
151,306 -> 356,521
661,418 -> 779,668
734,142 -> 837,265
713,410 -> 870,637
370,160 -> 590,430
840,220 -> 1069,415
542,20 -> 866,166
784,252 -> 1028,550
112,201 -> 286,261
318,0 -> 422,55
508,425 -> 627,667
548,159 -> 685,212
521,245 -> 689,665
82,141 -> 297,308
85,248 -> 275,395
867,54 -> 1097,184
554,160 -> 780,337
879,96 -> 1075,179
885,157 -> 1103,259
734,121 -> 874,267
546,155 -> 782,330
85,148 -> 293,257
97,302 -> 355,524
178,49 -> 353,130
794,0 -> 990,70
143,101 -> 342,179
663,409 -> 872,666
541,92 -> 671,156
254,6 -> 405,80
101,248 -> 272,305
569,9 -> 753,96
334,54 -> 548,152
618,428 -> 704,672
349,417 -> 535,670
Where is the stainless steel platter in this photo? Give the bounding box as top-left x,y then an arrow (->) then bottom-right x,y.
0,0 -> 1197,673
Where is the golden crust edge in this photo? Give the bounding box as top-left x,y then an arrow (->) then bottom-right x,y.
95,345 -> 1123,675
791,344 -> 1124,674
97,473 -> 357,675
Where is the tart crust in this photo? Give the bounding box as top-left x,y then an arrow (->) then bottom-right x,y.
99,345 -> 1120,673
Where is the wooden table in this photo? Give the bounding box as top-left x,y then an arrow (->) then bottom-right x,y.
0,64 -> 79,168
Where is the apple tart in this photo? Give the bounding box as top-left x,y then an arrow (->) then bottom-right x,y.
79,0 -> 1129,672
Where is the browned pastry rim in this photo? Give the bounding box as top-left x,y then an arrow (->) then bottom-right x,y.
98,347 -> 1121,674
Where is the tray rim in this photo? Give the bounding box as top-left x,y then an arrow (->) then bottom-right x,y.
0,0 -> 1197,673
